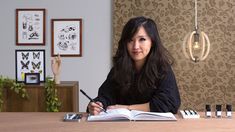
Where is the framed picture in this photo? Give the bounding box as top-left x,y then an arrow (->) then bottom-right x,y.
51,19 -> 82,57
16,9 -> 46,45
24,73 -> 40,85
15,49 -> 46,82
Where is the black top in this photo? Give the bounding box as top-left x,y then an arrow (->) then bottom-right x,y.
94,67 -> 181,114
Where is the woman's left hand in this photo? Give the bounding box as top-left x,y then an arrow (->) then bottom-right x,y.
107,104 -> 129,110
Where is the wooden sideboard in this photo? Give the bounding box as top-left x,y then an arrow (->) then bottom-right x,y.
2,81 -> 79,112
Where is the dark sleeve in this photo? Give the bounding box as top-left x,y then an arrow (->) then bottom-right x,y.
149,67 -> 181,114
93,68 -> 116,109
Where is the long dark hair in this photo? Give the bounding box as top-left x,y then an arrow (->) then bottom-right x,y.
112,16 -> 174,96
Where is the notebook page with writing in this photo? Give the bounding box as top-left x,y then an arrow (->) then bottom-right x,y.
130,110 -> 177,121
87,108 -> 177,121
87,108 -> 132,121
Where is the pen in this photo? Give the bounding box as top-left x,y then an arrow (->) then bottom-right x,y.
80,89 -> 107,113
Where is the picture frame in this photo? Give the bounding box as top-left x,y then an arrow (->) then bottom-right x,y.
51,19 -> 82,57
16,9 -> 46,45
24,73 -> 40,85
15,49 -> 46,83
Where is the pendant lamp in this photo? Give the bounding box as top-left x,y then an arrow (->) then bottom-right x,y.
182,0 -> 210,63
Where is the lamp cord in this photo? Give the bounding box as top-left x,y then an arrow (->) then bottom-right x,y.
195,0 -> 198,30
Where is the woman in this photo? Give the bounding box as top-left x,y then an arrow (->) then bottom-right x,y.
88,16 -> 181,115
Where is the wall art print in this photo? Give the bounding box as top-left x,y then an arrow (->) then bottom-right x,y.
51,19 -> 82,57
15,50 -> 45,83
16,9 -> 45,45
24,73 -> 40,85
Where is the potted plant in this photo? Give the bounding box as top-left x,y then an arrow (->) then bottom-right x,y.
45,77 -> 61,112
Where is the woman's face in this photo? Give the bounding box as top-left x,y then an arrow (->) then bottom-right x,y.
127,26 -> 152,67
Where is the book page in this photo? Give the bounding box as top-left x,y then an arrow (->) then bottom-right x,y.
130,110 -> 177,121
87,108 -> 132,121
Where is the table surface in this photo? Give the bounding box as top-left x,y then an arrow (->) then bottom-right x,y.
0,112 -> 234,132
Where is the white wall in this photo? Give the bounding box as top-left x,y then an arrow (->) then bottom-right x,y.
0,0 -> 112,112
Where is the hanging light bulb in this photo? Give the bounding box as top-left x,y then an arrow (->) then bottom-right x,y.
193,32 -> 200,50
182,0 -> 210,63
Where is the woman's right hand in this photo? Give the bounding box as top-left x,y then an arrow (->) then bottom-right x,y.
88,101 -> 104,115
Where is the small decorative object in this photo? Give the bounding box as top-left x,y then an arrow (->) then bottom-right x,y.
205,104 -> 211,118
182,0 -> 210,62
180,109 -> 200,119
51,54 -> 61,84
215,104 -> 222,118
16,9 -> 45,45
226,104 -> 232,118
24,73 -> 40,85
51,19 -> 82,57
64,113 -> 82,122
15,49 -> 46,82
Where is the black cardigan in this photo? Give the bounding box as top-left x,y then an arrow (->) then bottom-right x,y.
94,67 -> 181,114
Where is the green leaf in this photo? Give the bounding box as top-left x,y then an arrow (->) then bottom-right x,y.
15,89 -> 19,94
0,76 -> 28,111
44,77 -> 61,112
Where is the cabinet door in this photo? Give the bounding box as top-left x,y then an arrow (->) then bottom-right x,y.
5,86 -> 44,112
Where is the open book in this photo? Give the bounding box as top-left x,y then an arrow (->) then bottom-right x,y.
87,108 -> 177,121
